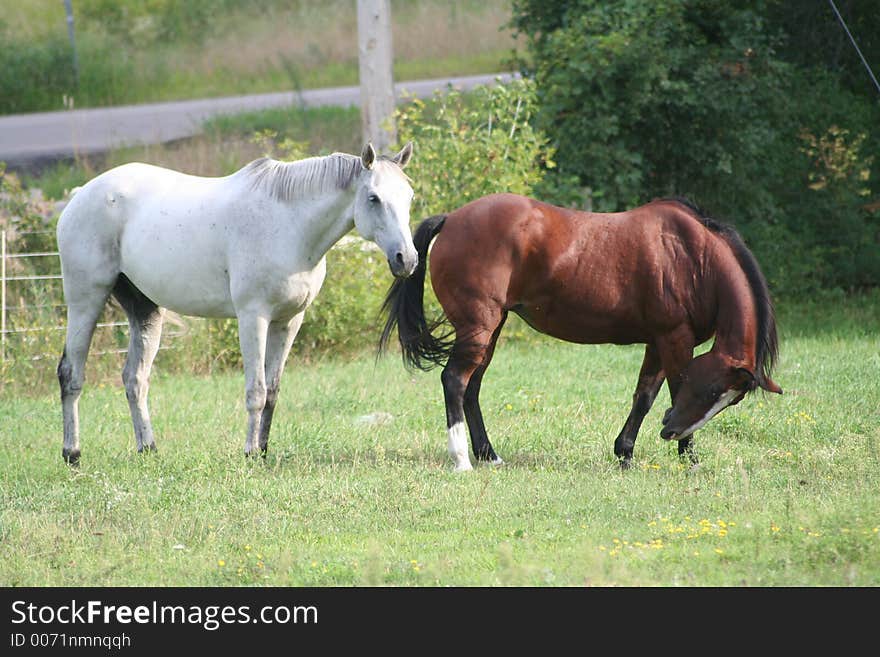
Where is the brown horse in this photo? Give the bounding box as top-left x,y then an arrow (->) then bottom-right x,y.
379,193 -> 782,471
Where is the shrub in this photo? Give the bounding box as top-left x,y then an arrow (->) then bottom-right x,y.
394,77 -> 554,219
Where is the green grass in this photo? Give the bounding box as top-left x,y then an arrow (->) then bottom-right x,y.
2,298 -> 879,586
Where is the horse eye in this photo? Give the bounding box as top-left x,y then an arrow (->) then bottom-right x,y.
368,193 -> 380,204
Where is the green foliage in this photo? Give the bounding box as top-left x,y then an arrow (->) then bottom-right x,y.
768,0 -> 880,101
0,23 -> 138,113
78,0 -> 234,46
509,0 -> 880,295
394,77 -> 554,219
206,106 -> 362,156
0,30 -> 75,114
0,165 -> 58,258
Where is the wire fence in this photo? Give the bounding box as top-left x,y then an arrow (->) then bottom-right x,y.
0,228 -> 176,363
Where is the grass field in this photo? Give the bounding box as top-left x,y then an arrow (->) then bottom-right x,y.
2,296 -> 878,586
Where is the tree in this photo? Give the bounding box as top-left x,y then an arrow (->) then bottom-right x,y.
510,0 -> 879,293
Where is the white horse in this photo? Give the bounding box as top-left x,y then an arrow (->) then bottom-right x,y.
56,142 -> 416,464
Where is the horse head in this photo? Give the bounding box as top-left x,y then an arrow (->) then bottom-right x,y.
353,142 -> 417,278
660,351 -> 783,441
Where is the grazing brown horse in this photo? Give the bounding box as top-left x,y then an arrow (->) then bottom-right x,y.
379,193 -> 782,471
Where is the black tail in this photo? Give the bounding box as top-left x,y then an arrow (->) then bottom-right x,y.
378,214 -> 454,371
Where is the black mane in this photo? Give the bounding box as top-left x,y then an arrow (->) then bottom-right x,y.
660,197 -> 779,386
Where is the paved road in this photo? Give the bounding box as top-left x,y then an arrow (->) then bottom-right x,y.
0,73 -> 514,168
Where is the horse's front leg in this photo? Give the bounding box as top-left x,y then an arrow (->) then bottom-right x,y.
656,329 -> 698,466
237,313 -> 270,456
614,344 -> 664,469
258,312 -> 306,455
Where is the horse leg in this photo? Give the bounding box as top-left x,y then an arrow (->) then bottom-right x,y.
258,313 -> 305,455
677,430 -> 698,464
614,344 -> 665,469
463,312 -> 508,464
441,315 -> 501,471
237,313 -> 270,457
58,297 -> 110,465
656,329 -> 699,465
664,373 -> 699,465
113,276 -> 164,454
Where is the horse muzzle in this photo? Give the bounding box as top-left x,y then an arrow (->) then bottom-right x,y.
660,408 -> 682,441
388,250 -> 418,278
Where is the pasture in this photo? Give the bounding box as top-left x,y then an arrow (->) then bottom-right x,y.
1,296 -> 878,586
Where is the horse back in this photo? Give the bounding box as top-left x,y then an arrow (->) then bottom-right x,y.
430,193 -> 724,344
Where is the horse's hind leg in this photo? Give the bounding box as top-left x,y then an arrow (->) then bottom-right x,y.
59,297 -> 111,465
258,312 -> 305,455
442,348 -> 482,472
113,275 -> 164,454
463,313 -> 507,464
441,311 -> 504,472
614,344 -> 665,469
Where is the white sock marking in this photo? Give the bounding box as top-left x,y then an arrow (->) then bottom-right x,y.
447,422 -> 472,472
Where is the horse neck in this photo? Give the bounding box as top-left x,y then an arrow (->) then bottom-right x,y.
711,253 -> 759,369
290,188 -> 357,260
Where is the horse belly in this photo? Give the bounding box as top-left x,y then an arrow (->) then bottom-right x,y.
514,300 -> 648,345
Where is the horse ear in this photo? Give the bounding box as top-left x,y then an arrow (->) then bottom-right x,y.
392,141 -> 414,169
760,375 -> 783,395
361,143 -> 376,170
736,366 -> 783,395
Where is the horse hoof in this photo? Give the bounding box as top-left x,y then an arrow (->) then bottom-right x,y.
618,457 -> 633,471
137,444 -> 157,455
62,448 -> 80,466
453,462 -> 473,473
476,453 -> 504,466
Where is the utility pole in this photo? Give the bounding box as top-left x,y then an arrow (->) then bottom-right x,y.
357,0 -> 396,152
63,0 -> 80,88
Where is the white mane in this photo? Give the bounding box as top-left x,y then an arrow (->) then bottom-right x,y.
242,153 -> 365,202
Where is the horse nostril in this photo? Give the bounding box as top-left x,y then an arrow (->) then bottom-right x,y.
395,252 -> 405,266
